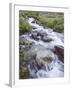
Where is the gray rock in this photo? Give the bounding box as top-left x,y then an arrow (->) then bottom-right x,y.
36,50 -> 55,66
42,36 -> 53,42
38,30 -> 48,37
28,44 -> 46,53
19,45 -> 26,52
31,32 -> 38,40
31,20 -> 36,23
31,31 -> 42,40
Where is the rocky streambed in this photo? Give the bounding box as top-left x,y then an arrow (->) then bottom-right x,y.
19,18 -> 64,79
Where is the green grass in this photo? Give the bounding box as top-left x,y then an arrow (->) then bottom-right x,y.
19,11 -> 39,20
19,11 -> 64,33
54,24 -> 64,33
38,16 -> 55,28
38,15 -> 64,33
19,18 -> 32,35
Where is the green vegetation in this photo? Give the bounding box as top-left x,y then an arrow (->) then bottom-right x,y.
38,15 -> 64,33
19,11 -> 39,20
19,51 -> 30,79
19,10 -> 64,33
19,67 -> 29,79
19,18 -> 32,35
20,52 -> 28,60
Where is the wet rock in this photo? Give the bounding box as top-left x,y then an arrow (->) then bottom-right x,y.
19,66 -> 30,79
31,30 -> 42,40
31,19 -> 40,25
38,30 -> 48,37
19,45 -> 26,52
20,36 -> 33,45
27,52 -> 37,61
19,44 -> 32,52
31,32 -> 39,40
29,44 -> 46,53
27,45 -> 54,71
32,27 -> 37,29
42,36 -> 53,42
31,29 -> 49,41
36,50 -> 55,66
20,60 -> 29,69
42,57 -> 53,64
54,45 -> 64,63
31,20 -> 36,23
36,20 -> 41,25
19,35 -> 34,52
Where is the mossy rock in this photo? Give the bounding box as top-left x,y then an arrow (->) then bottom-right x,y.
20,52 -> 28,61
19,67 -> 30,79
19,36 -> 33,45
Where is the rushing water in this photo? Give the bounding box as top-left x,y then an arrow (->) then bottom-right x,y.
20,18 -> 64,78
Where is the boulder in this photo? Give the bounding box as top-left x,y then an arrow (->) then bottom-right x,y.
31,32 -> 40,40
27,45 -> 55,70
38,30 -> 48,37
27,52 -> 37,61
42,36 -> 53,42
19,45 -> 26,52
36,50 -> 55,66
31,20 -> 36,23
54,45 -> 64,63
19,36 -> 33,45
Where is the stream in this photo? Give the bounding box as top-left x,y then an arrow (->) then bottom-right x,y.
20,18 -> 64,78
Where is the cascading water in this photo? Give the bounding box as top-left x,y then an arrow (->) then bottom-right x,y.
20,17 -> 64,78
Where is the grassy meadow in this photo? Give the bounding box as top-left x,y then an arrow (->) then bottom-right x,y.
19,11 -> 64,35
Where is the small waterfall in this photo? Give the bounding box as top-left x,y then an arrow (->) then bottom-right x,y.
27,65 -> 37,78
45,64 -> 49,72
44,62 -> 54,72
